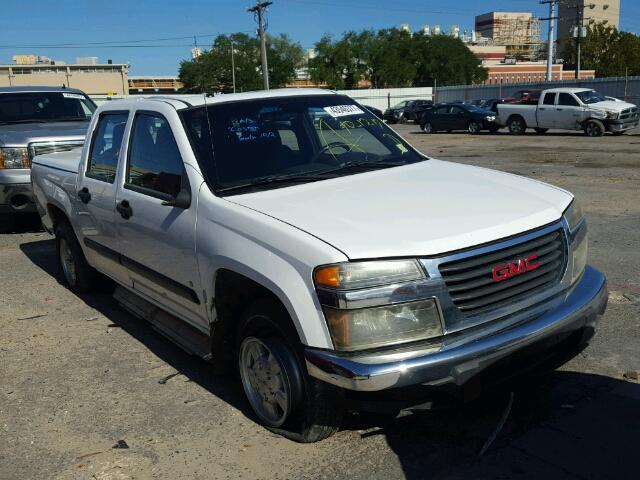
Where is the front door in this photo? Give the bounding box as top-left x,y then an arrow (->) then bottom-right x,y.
76,111 -> 131,285
555,92 -> 584,129
449,106 -> 468,131
115,110 -> 206,331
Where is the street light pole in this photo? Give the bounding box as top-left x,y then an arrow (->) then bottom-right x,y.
248,1 -> 273,90
540,0 -> 557,81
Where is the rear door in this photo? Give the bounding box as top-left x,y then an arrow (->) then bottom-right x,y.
537,92 -> 557,128
75,111 -> 131,285
555,92 -> 584,129
114,108 -> 207,330
430,105 -> 450,130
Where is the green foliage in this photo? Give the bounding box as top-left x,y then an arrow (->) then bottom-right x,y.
309,28 -> 487,89
563,23 -> 640,77
179,33 -> 304,93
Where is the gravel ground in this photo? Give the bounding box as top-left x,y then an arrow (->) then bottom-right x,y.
1,126 -> 639,480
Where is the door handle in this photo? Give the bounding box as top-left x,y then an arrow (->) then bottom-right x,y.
77,187 -> 91,204
116,200 -> 133,219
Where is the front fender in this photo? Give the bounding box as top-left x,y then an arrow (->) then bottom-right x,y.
196,189 -> 348,349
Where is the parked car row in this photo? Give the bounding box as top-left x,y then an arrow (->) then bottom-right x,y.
412,88 -> 638,137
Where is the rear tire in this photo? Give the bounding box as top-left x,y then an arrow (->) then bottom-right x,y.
584,119 -> 605,137
534,128 -> 548,134
55,222 -> 95,293
237,299 -> 343,443
508,116 -> 526,134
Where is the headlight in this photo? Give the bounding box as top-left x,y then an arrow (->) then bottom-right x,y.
0,147 -> 30,169
563,199 -> 584,233
486,115 -> 496,122
324,299 -> 443,351
605,110 -> 619,119
315,260 -> 443,350
315,260 -> 425,290
563,200 -> 588,284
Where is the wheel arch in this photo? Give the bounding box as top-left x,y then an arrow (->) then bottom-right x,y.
507,114 -> 527,128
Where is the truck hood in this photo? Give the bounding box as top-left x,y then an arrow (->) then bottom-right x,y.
0,120 -> 90,146
225,159 -> 574,259
590,100 -> 637,112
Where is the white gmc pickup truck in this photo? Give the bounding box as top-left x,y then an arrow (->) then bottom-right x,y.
31,89 -> 608,442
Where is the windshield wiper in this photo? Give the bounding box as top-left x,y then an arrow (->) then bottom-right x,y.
316,158 -> 416,176
0,119 -> 48,125
216,173 -> 332,194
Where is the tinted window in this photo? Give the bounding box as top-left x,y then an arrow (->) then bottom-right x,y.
543,93 -> 556,105
0,91 -> 96,124
558,93 -> 580,107
87,113 -> 128,183
449,106 -> 465,115
126,113 -> 183,198
434,106 -> 449,115
180,95 -> 422,193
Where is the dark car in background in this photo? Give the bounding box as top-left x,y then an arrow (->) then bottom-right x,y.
419,103 -> 499,134
383,99 -> 432,123
363,105 -> 383,119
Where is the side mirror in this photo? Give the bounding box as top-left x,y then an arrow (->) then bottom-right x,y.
162,188 -> 191,209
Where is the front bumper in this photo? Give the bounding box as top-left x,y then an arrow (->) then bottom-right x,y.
306,265 -> 607,392
0,169 -> 35,213
605,117 -> 639,132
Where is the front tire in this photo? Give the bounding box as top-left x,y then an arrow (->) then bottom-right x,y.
584,119 -> 605,137
55,222 -> 95,293
468,120 -> 481,134
237,299 -> 343,443
421,121 -> 434,134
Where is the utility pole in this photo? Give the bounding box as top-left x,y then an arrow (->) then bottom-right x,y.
540,0 -> 557,81
248,1 -> 272,90
575,3 -> 583,79
230,38 -> 236,93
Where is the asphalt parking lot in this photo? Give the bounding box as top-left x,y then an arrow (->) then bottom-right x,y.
1,125 -> 639,480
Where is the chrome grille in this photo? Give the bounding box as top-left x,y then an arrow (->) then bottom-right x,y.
620,107 -> 639,120
439,230 -> 567,316
28,141 -> 84,161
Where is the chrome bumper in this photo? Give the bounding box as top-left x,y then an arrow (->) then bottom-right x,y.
305,266 -> 607,392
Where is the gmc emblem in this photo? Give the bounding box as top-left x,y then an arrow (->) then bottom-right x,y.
492,255 -> 540,282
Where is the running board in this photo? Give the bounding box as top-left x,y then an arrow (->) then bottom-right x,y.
113,286 -> 212,360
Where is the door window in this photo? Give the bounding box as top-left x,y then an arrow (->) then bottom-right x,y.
449,106 -> 465,115
542,93 -> 556,105
87,112 -> 128,183
434,106 -> 449,115
558,93 -> 580,107
126,113 -> 184,198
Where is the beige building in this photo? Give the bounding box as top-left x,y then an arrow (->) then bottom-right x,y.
475,12 -> 541,59
558,0 -> 620,55
0,62 -> 129,95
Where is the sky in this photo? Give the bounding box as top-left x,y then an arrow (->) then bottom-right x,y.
1,0 -> 638,76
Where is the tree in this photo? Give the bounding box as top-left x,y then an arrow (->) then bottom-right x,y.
179,33 -> 303,93
563,23 -> 640,77
412,34 -> 487,86
309,28 -> 487,89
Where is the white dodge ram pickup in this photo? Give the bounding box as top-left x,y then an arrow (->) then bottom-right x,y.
498,87 -> 639,136
31,89 -> 608,442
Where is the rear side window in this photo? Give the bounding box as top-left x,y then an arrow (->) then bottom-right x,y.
435,106 -> 448,114
126,113 -> 183,198
558,93 -> 580,107
87,112 -> 128,183
543,93 -> 556,105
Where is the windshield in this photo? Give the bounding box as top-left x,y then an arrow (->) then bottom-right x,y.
180,95 -> 424,194
575,90 -> 607,104
0,91 -> 96,124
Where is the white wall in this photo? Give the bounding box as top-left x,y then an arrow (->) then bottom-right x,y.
91,87 -> 435,110
337,87 -> 433,110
